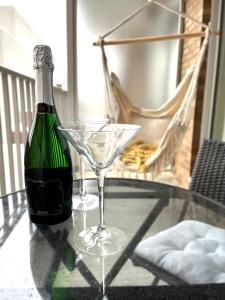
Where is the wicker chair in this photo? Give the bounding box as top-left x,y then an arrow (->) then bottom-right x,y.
131,139 -> 225,285
190,139 -> 225,204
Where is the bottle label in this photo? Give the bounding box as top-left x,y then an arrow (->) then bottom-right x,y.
37,103 -> 50,114
26,178 -> 64,216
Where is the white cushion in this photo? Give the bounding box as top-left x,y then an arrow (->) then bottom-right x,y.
134,220 -> 225,284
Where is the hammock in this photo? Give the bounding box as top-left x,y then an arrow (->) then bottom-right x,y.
94,1 -> 214,177
108,28 -> 210,177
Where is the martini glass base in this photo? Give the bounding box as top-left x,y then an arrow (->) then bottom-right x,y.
76,225 -> 127,256
72,194 -> 98,211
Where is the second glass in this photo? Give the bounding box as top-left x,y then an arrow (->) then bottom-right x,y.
60,119 -> 109,211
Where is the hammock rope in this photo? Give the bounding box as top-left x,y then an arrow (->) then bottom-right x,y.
100,1 -> 152,40
96,0 -> 211,47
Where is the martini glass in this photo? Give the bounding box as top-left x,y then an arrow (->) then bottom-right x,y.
59,119 -> 109,211
62,123 -> 140,256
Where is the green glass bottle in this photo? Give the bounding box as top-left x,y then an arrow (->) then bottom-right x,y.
24,45 -> 73,225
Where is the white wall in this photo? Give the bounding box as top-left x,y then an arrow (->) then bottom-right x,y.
0,6 -> 41,77
76,0 -> 181,118
0,2 -> 67,89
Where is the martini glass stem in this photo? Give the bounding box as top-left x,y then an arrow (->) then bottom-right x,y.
96,170 -> 107,230
79,156 -> 87,200
81,212 -> 87,231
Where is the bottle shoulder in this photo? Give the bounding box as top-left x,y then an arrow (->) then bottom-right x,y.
25,106 -> 72,168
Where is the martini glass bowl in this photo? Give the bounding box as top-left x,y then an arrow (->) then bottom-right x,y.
61,123 -> 140,256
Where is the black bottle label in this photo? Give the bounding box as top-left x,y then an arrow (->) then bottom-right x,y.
26,178 -> 64,216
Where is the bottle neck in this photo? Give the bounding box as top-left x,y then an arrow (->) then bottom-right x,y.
35,66 -> 54,106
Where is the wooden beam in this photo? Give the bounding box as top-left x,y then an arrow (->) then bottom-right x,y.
93,31 -> 220,47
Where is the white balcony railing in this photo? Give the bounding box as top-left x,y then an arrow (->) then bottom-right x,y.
0,66 -> 176,197
0,66 -> 68,196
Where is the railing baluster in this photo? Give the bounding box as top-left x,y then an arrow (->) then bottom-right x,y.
19,78 -> 27,144
0,72 -> 6,196
0,72 -> 16,193
25,80 -> 32,128
31,81 -> 35,112
11,76 -> 23,190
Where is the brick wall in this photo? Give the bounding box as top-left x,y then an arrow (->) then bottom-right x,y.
174,0 -> 211,187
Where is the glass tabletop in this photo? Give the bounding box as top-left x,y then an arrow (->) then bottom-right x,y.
0,178 -> 225,300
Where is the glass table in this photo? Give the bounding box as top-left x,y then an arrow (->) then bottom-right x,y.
0,178 -> 225,300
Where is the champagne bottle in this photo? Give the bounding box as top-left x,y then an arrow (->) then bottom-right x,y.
24,45 -> 73,225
